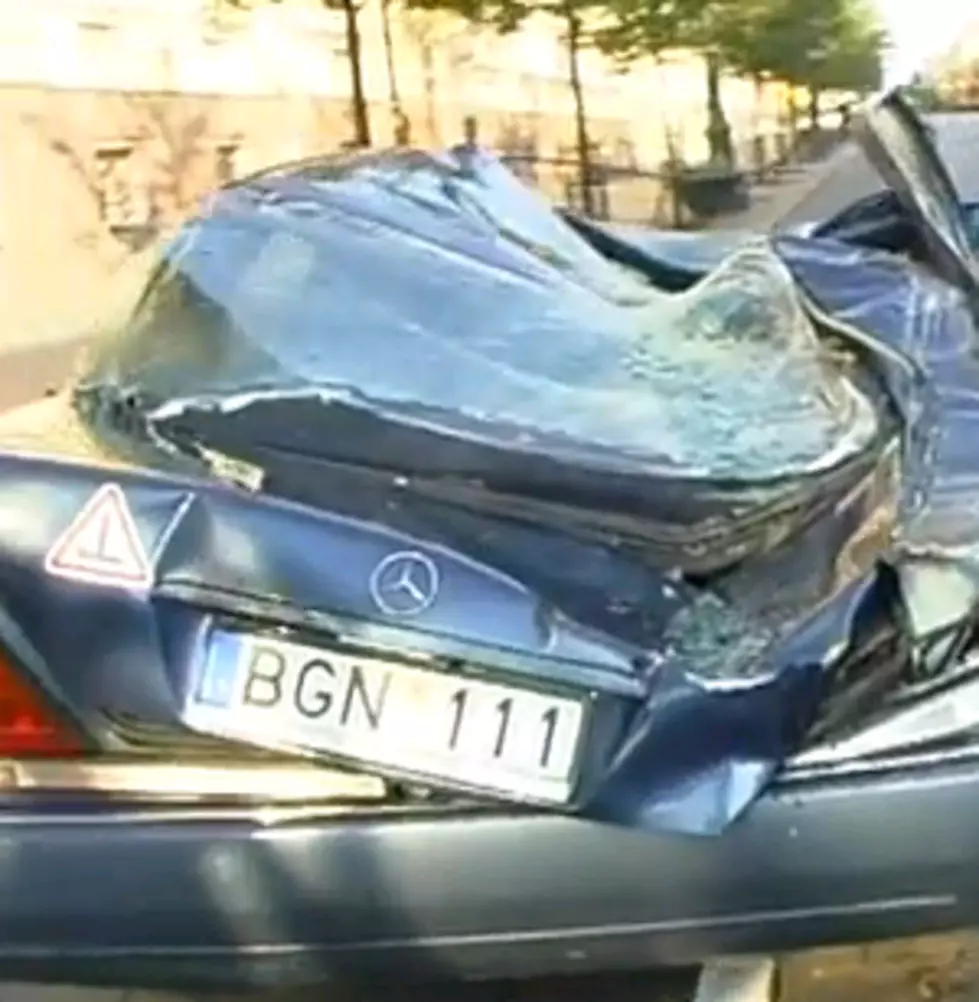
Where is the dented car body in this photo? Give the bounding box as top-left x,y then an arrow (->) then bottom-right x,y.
5,87 -> 979,989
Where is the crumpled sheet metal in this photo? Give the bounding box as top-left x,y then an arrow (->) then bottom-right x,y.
773,237 -> 979,558
78,147 -> 976,835
601,224 -> 977,560
104,148 -> 877,482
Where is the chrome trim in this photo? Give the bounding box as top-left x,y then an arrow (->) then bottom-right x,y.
795,651 -> 979,769
0,759 -> 387,802
784,733 -> 979,783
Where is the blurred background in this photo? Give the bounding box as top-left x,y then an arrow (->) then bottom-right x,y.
0,0 -> 887,351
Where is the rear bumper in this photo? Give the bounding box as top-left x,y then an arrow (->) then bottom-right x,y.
0,754 -> 977,992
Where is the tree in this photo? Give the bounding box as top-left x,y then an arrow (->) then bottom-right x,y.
677,0 -> 883,155
381,0 -> 406,138
593,0 -> 734,163
337,0 -> 372,146
402,0 -> 609,215
807,0 -> 885,101
561,0 -> 598,214
215,0 -> 371,147
400,9 -> 465,142
702,0 -> 884,125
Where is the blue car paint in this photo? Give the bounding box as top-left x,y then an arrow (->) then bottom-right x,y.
0,747 -> 976,990
0,437 -> 871,832
0,134 -> 970,838
1,89 -> 978,850
0,224 -> 938,837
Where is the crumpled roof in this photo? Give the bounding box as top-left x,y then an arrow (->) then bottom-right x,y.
91,148 -> 878,482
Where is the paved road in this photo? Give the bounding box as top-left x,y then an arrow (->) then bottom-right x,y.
781,110 -> 979,226
777,142 -> 879,225
5,112 -> 979,1002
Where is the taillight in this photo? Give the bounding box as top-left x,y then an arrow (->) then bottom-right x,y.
0,652 -> 81,756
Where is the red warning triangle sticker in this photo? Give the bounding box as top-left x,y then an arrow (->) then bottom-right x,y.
44,483 -> 153,591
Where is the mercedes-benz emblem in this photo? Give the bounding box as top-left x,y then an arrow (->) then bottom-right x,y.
368,550 -> 441,617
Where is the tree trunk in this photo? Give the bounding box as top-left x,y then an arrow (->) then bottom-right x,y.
380,0 -> 401,110
380,0 -> 409,144
339,0 -> 371,147
421,41 -> 438,143
751,72 -> 765,176
785,88 -> 798,132
563,0 -> 593,216
705,50 -> 733,164
808,84 -> 820,131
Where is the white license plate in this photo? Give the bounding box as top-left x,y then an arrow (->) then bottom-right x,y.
185,631 -> 588,804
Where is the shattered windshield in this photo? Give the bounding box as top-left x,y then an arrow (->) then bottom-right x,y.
81,147 -> 878,481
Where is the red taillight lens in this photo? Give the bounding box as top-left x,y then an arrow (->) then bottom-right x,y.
0,653 -> 81,756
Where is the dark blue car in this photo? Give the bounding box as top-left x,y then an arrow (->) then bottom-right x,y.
3,87 -> 979,996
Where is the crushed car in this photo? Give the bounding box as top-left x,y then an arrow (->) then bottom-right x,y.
3,86 -> 979,992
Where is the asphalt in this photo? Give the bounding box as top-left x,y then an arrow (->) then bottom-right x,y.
4,112 -> 979,1002
779,111 -> 979,227
776,142 -> 880,225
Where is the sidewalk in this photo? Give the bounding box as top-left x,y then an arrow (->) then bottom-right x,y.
707,142 -> 861,232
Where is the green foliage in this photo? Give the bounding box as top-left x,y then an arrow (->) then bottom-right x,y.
704,0 -> 838,82
592,0 -> 884,90
211,0 -> 281,9
401,0 -> 602,35
714,0 -> 884,89
808,0 -> 885,92
591,0 -> 713,66
401,0 -> 520,31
